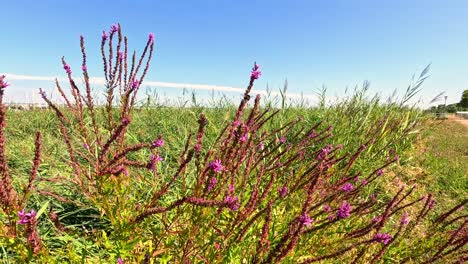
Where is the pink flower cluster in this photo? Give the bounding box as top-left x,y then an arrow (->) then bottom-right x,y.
63,63 -> 72,75
251,62 -> 261,80
18,210 -> 37,225
337,201 -> 351,219
375,233 -> 392,244
0,75 -> 9,89
151,137 -> 165,149
278,186 -> 288,198
298,213 -> 312,226
224,195 -> 240,211
341,182 -> 354,192
207,177 -> 217,191
209,159 -> 223,173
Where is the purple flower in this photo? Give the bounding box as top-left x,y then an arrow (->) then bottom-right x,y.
279,136 -> 286,143
83,143 -> 90,150
102,31 -> 108,41
228,184 -> 235,193
117,258 -> 124,264
18,210 -> 36,225
341,182 -> 354,192
122,117 -> 130,125
372,215 -> 382,223
394,155 -> 400,161
316,145 -> 333,160
375,233 -> 392,245
147,154 -> 162,170
110,24 -> 119,33
322,204 -> 332,212
151,138 -> 165,148
377,169 -> 384,176
336,144 -> 343,150
429,198 -> 436,209
232,120 -> 241,127
63,63 -> 72,75
298,213 -> 312,226
207,177 -> 217,191
250,62 -> 261,80
400,211 -> 410,225
361,179 -> 368,185
278,186 -> 288,198
131,79 -> 139,90
209,159 -> 223,173
149,32 -> 155,43
0,75 -> 9,89
337,201 -> 351,219
194,143 -> 202,152
81,65 -> 87,71
118,51 -> 124,61
224,195 -> 240,211
239,133 -> 248,142
257,142 -> 264,150
308,132 -> 318,139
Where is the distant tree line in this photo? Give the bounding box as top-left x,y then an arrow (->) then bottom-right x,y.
429,89 -> 468,113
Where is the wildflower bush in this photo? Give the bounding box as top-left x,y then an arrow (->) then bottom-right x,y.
0,25 -> 466,263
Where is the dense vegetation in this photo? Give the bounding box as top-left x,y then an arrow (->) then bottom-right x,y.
0,25 -> 466,263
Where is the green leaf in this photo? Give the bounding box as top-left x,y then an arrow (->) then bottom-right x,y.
36,200 -> 50,219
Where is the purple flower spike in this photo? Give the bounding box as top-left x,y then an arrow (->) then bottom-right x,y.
122,117 -> 130,125
63,63 -> 72,75
299,213 -> 313,226
337,201 -> 351,219
102,31 -> 108,41
110,24 -> 119,33
224,195 -> 240,211
239,133 -> 248,142
147,154 -> 162,170
341,182 -> 354,192
131,79 -> 140,90
118,51 -> 124,61
151,138 -> 165,148
257,142 -> 264,150
81,65 -> 87,72
279,136 -> 286,143
149,32 -> 155,43
400,211 -> 410,225
377,169 -> 384,176
375,233 -> 392,245
117,258 -> 124,264
18,209 -> 37,225
278,186 -> 288,198
207,177 -> 217,191
0,75 -> 10,89
251,62 -> 261,80
209,159 -> 223,173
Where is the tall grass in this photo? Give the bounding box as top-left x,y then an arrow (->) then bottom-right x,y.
0,25 -> 466,263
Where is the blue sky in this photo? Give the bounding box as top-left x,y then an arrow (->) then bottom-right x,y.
2,0 -> 468,106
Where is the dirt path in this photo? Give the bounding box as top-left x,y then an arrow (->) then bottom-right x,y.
447,115 -> 468,129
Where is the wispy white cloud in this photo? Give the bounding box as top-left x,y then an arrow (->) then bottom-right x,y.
3,73 -> 316,100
